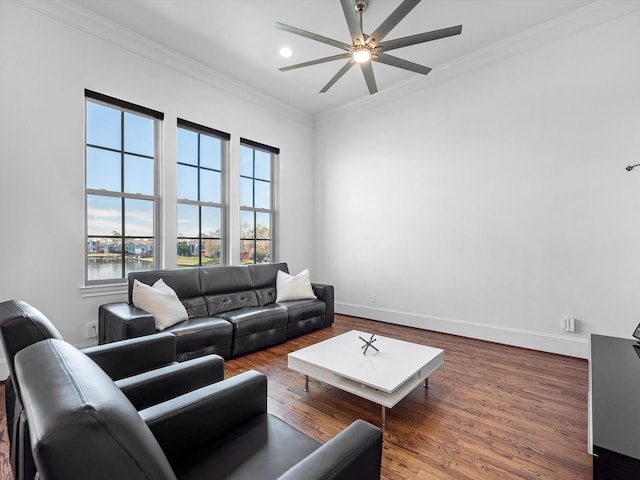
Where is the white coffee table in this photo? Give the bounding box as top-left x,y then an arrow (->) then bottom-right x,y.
288,330 -> 444,426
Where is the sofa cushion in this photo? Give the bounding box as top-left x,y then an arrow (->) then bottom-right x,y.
171,414 -> 320,480
248,263 -> 288,306
204,291 -> 259,316
133,279 -> 188,331
278,299 -> 326,339
217,305 -> 288,356
199,266 -> 254,295
165,317 -> 233,360
181,296 -> 208,319
247,262 -> 288,287
254,287 -> 277,307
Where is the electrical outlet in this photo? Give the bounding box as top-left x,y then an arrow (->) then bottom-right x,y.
369,293 -> 376,303
87,321 -> 98,339
561,316 -> 575,333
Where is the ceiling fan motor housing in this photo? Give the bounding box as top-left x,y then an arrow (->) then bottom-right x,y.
354,0 -> 369,13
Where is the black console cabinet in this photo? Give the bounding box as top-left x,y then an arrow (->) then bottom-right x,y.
589,334 -> 640,479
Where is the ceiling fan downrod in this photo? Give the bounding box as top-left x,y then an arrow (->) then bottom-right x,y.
354,0 -> 369,40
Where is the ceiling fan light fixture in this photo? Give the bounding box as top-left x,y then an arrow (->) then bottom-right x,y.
352,46 -> 372,63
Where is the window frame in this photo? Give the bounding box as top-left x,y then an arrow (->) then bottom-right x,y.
84,90 -> 163,285
239,138 -> 279,265
176,118 -> 230,268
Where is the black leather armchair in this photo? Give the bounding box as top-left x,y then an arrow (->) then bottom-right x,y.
15,338 -> 383,480
0,299 -> 225,480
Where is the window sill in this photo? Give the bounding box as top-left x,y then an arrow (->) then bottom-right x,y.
79,283 -> 127,298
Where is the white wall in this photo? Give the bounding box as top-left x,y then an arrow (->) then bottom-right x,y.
314,5 -> 640,358
0,1 -> 316,377
2,2 -> 638,379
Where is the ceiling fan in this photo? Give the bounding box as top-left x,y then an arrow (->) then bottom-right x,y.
275,0 -> 462,95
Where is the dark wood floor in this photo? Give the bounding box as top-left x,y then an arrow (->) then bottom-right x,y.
0,314 -> 592,479
226,315 -> 592,480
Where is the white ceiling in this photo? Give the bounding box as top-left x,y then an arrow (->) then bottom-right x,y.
68,0 -> 595,116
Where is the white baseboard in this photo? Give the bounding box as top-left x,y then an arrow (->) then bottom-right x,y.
336,302 -> 589,359
0,306 -> 587,383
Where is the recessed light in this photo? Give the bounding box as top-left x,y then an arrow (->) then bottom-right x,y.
279,47 -> 292,58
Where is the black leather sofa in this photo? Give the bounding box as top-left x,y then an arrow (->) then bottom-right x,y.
15,337 -> 383,480
0,299 -> 225,480
99,262 -> 335,360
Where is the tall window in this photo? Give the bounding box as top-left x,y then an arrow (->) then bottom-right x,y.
239,139 -> 279,264
84,90 -> 162,284
176,119 -> 229,267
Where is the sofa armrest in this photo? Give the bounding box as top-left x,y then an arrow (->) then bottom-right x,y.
140,370 -> 267,461
278,419 -> 382,480
83,332 -> 176,380
98,302 -> 156,344
312,283 -> 334,327
115,354 -> 224,410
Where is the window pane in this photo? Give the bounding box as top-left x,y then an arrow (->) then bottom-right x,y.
240,240 -> 254,265
87,195 -> 121,236
256,212 -> 270,239
87,237 -> 122,281
200,169 -> 220,203
201,135 -> 221,170
201,239 -> 221,265
177,239 -> 200,267
86,147 -> 120,191
240,146 -> 253,177
201,206 -> 220,238
86,102 -> 120,150
177,203 -> 199,237
240,177 -> 253,207
177,164 -> 198,200
124,198 -> 153,237
254,179 -> 270,209
177,128 -> 198,166
124,155 -> 154,195
255,240 -> 271,264
124,238 -> 154,276
254,150 -> 270,181
124,112 -> 154,157
240,210 -> 254,239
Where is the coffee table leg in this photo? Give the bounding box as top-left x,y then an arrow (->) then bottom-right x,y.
304,375 -> 309,392
381,406 -> 386,427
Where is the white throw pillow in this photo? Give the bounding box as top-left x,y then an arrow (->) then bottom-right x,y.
132,278 -> 188,331
276,268 -> 317,302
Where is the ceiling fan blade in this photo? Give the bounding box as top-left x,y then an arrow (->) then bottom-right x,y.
320,60 -> 356,93
279,53 -> 351,72
366,0 -> 421,48
275,22 -> 351,50
340,0 -> 365,45
374,53 -> 431,75
380,25 -> 462,52
360,62 -> 378,95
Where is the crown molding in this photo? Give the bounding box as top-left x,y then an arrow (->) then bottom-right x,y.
15,0 -> 315,127
14,0 -> 640,128
315,0 -> 640,126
